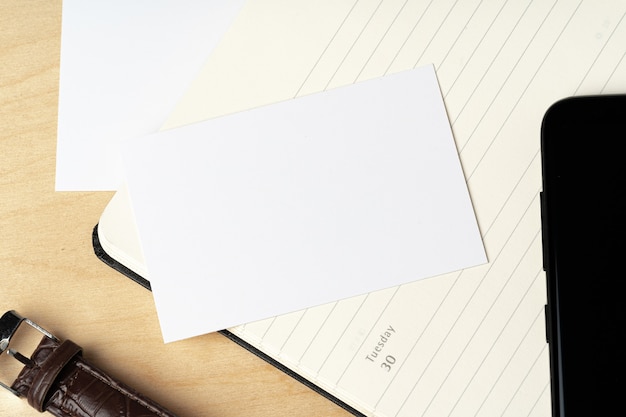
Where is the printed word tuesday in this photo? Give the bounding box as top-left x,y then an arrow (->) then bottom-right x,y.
365,325 -> 395,362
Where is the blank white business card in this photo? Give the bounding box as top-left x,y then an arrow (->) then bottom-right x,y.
122,65 -> 486,342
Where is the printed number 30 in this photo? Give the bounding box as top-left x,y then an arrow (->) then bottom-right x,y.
381,355 -> 396,372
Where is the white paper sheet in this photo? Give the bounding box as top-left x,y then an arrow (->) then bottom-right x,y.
54,0 -> 245,191
122,65 -> 486,342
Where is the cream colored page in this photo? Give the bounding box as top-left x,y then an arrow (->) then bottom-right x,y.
168,0 -> 626,416
162,1 -> 357,129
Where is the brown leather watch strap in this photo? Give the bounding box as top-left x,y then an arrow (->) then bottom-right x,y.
10,336 -> 179,417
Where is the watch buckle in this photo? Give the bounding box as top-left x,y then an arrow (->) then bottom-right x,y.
0,310 -> 58,396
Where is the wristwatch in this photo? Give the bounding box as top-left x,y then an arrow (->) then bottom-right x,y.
1,310 -> 179,417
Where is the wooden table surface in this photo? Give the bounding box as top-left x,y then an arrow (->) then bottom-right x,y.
0,2 -> 352,416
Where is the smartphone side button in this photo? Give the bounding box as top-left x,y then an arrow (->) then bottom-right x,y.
544,304 -> 550,343
540,191 -> 548,272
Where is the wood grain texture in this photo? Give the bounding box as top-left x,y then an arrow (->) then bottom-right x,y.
0,2 -> 352,416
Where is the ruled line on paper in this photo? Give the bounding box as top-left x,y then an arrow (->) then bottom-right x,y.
295,302 -> 340,364
325,0 -> 386,90
388,191 -> 540,416
410,0 -> 461,70
385,0 -> 436,75
260,316 -> 278,341
315,294 -> 372,377
278,309 -> 308,353
451,0 -> 539,134
332,286 -> 402,385
525,380 -> 550,417
456,0 -> 560,159
576,10 -> 626,94
442,0 -> 511,99
367,278 -> 462,412
423,250 -> 540,415
433,0 -> 486,74
294,0 -> 360,98
481,151 -> 539,238
464,0 -> 582,182
601,49 -> 626,93
474,305 -> 547,417
366,162 -> 538,412
364,189 -> 542,414
354,0 -> 412,83
416,236 -> 542,417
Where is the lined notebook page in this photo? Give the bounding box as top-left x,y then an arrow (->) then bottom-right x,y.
167,1 -> 626,416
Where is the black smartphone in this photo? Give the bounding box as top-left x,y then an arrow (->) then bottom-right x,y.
541,95 -> 626,416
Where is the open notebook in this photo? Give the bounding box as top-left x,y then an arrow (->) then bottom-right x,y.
95,1 -> 626,416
